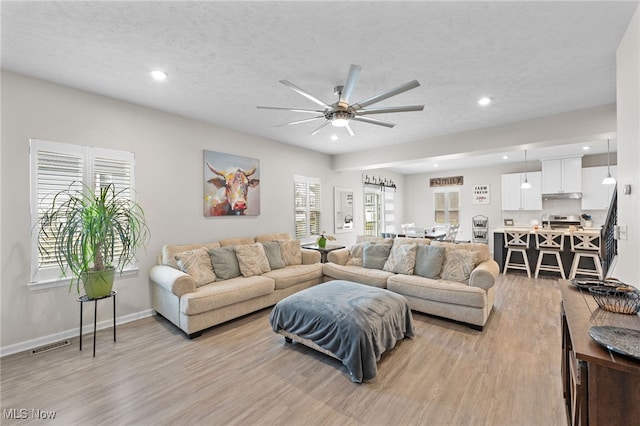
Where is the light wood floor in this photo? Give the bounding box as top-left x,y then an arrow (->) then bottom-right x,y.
1,274 -> 567,426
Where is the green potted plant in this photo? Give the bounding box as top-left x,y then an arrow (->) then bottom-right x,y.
38,183 -> 150,298
316,231 -> 336,248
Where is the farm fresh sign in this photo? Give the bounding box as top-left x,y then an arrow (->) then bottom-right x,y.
472,184 -> 490,205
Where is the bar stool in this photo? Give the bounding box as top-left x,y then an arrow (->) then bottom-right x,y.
503,230 -> 531,278
569,231 -> 604,280
534,230 -> 566,279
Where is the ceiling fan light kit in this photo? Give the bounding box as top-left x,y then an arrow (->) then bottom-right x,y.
258,64 -> 424,136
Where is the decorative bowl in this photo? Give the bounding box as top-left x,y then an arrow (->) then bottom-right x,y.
588,285 -> 640,315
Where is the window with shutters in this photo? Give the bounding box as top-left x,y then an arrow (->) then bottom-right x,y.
30,139 -> 136,286
434,189 -> 460,225
293,175 -> 321,239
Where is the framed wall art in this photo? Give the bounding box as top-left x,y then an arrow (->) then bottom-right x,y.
203,150 -> 260,216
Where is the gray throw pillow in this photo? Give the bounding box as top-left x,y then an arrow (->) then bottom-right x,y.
209,247 -> 241,280
362,243 -> 392,269
261,242 -> 286,270
414,245 -> 446,279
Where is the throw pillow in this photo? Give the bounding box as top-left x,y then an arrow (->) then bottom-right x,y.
235,243 -> 271,277
441,249 -> 478,283
383,243 -> 418,274
414,245 -> 446,279
277,240 -> 302,266
174,248 -> 217,287
345,242 -> 366,266
209,246 -> 241,280
261,242 -> 286,270
362,243 -> 392,269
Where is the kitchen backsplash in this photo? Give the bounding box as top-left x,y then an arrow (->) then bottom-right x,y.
501,198 -> 609,228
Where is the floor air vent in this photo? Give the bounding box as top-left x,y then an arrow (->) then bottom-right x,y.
29,340 -> 71,356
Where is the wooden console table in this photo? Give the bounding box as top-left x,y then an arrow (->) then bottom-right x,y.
559,281 -> 640,426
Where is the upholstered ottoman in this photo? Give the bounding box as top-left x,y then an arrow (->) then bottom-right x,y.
269,280 -> 414,383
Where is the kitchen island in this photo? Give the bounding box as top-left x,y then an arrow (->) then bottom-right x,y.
493,227 -> 603,276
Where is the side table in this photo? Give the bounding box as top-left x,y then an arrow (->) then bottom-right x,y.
77,290 -> 117,357
302,244 -> 346,263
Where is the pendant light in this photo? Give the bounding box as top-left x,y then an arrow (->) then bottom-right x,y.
602,139 -> 616,185
521,149 -> 532,189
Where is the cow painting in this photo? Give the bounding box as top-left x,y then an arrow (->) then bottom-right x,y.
203,151 -> 260,216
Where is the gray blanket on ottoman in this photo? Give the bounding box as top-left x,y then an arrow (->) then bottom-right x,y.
269,280 -> 414,383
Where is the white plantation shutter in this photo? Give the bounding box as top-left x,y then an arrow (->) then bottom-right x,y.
34,143 -> 85,272
30,139 -> 135,286
294,175 -> 321,239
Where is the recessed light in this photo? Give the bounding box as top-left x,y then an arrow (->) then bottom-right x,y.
150,70 -> 168,81
330,134 -> 338,141
502,155 -> 509,160
582,146 -> 590,151
478,97 -> 491,106
433,163 -> 439,168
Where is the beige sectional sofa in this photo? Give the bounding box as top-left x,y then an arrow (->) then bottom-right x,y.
150,233 -> 323,338
323,237 -> 499,330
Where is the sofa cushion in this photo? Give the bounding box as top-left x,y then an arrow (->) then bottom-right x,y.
393,237 -> 431,246
383,243 -> 417,274
209,246 -> 241,280
363,243 -> 392,269
254,233 -> 291,243
162,242 -> 220,269
261,242 -> 286,270
432,241 -> 489,263
219,237 -> 255,247
262,263 -> 323,290
322,263 -> 394,288
235,243 -> 271,278
345,242 -> 366,266
356,235 -> 394,245
414,245 -> 446,279
180,276 -> 275,315
278,240 -> 302,266
387,274 -> 487,308
174,248 -> 217,287
441,248 -> 478,283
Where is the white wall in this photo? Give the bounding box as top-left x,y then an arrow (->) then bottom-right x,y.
615,5 -> 640,283
0,71 -> 383,354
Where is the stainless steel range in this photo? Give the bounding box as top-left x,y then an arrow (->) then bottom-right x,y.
543,214 -> 582,230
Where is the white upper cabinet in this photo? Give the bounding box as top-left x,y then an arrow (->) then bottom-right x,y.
541,157 -> 582,194
501,171 -> 542,210
581,166 -> 618,210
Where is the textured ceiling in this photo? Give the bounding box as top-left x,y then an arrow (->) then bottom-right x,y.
1,1 -> 637,173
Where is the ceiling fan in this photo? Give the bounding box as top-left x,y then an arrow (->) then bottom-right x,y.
257,64 -> 424,136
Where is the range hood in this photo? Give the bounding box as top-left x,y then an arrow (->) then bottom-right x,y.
542,192 -> 583,200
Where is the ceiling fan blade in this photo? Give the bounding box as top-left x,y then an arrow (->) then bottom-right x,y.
279,80 -> 331,108
352,80 -> 421,110
276,116 -> 325,127
357,105 -> 424,115
345,123 -> 355,136
310,121 -> 330,136
352,116 -> 396,128
257,106 -> 325,114
338,64 -> 362,108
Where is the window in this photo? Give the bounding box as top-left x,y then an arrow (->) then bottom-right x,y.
293,175 -> 321,239
30,139 -> 135,286
434,189 -> 459,225
364,189 -> 381,236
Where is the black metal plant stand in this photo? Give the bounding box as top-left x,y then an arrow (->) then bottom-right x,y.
77,290 -> 117,357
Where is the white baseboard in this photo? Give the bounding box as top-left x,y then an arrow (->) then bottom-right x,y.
0,309 -> 155,358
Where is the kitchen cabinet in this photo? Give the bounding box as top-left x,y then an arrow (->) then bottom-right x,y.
501,171 -> 542,210
542,157 -> 582,194
581,166 -> 617,210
